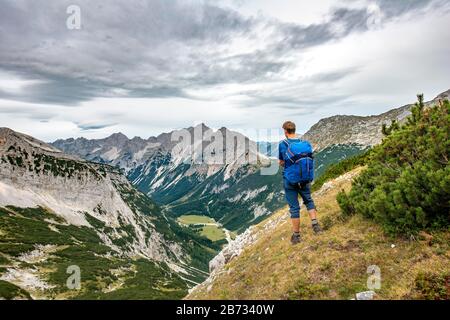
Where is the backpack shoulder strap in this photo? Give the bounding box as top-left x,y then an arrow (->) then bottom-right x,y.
283,139 -> 296,163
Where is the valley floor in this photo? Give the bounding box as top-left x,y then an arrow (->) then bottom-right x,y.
177,214 -> 235,243
187,168 -> 449,300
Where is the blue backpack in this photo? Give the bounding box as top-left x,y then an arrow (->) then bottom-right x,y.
283,139 -> 314,184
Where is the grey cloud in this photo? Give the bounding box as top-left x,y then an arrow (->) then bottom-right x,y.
185,53 -> 286,86
76,122 -> 118,131
0,0 -> 255,104
372,0 -> 435,16
0,0 -> 446,107
272,7 -> 374,54
0,74 -> 102,105
237,67 -> 359,109
241,92 -> 350,110
0,105 -> 56,121
273,0 -> 441,53
309,68 -> 361,83
288,109 -> 316,117
127,86 -> 190,99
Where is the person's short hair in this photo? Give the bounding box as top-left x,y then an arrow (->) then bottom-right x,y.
282,121 -> 296,134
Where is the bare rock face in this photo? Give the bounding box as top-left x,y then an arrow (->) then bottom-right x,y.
52,124 -> 280,233
52,124 -> 268,176
209,227 -> 257,274
0,127 -> 132,228
209,216 -> 287,273
303,90 -> 450,151
0,127 -> 186,267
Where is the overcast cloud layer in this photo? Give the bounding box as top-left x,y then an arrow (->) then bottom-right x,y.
0,0 -> 449,141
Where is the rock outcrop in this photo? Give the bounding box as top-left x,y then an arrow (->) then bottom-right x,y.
0,127 -> 196,270
303,90 -> 450,151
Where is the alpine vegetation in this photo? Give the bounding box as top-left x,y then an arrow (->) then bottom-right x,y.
0,128 -> 215,299
337,96 -> 450,236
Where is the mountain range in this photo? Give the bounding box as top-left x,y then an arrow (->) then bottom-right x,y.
52,124 -> 284,233
0,89 -> 448,299
52,90 -> 449,233
0,128 -> 216,299
188,93 -> 450,300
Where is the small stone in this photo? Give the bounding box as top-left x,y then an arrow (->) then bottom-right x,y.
355,291 -> 376,300
391,244 -> 396,248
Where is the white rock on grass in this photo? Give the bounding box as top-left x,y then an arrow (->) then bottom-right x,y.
17,244 -> 59,264
0,268 -> 55,291
355,291 -> 376,300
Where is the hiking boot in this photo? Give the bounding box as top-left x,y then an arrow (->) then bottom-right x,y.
290,233 -> 301,245
312,223 -> 322,234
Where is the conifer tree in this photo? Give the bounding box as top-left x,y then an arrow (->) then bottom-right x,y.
338,96 -> 450,236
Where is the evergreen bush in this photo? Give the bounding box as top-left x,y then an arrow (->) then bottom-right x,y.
337,96 -> 449,236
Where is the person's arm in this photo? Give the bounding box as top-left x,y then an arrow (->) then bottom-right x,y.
278,142 -> 285,167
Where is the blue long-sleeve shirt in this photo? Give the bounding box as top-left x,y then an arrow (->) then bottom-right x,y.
278,138 -> 301,172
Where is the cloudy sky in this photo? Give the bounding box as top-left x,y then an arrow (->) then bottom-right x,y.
0,0 -> 449,141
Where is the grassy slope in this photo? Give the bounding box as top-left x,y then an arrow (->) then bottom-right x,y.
187,168 -> 449,300
0,149 -> 219,299
0,206 -> 188,300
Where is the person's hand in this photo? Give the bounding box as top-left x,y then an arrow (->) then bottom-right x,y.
279,160 -> 285,167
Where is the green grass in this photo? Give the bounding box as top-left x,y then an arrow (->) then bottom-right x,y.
0,280 -> 32,300
413,271 -> 449,300
75,259 -> 187,300
0,206 -> 191,299
177,215 -> 215,225
187,168 -> 450,300
311,149 -> 371,192
177,215 -> 226,242
200,225 -> 226,241
0,254 -> 10,265
113,183 -> 219,278
287,276 -> 331,299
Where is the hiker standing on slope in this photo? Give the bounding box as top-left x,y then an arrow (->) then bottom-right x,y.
279,121 -> 322,245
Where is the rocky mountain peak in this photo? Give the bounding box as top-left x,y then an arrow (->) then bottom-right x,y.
303,89 -> 449,151
0,128 -> 214,298
103,132 -> 130,147
0,127 -> 70,158
434,89 -> 450,101
106,132 -> 129,140
0,128 -> 192,264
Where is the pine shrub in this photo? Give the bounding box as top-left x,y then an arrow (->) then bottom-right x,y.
338,96 -> 450,236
